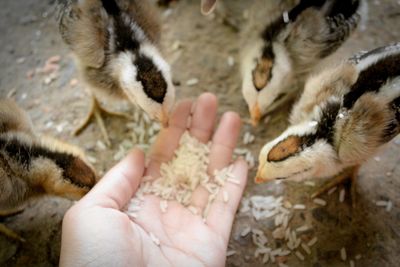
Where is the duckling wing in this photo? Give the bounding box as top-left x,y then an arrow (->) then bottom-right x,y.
57,0 -> 107,68
334,93 -> 392,165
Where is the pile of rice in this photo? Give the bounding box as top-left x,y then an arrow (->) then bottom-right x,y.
112,108 -> 257,174
237,195 -> 317,264
230,186 -> 367,266
113,109 -> 161,161
124,131 -> 239,221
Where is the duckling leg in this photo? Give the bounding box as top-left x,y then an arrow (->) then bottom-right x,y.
311,166 -> 360,207
0,207 -> 26,242
73,96 -> 132,146
0,223 -> 25,242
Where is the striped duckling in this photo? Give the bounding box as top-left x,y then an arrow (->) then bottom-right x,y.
255,43 -> 400,201
241,0 -> 366,125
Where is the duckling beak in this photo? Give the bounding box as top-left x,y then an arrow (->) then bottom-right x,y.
254,165 -> 264,184
254,176 -> 266,184
255,175 -> 274,184
254,164 -> 273,184
250,103 -> 261,127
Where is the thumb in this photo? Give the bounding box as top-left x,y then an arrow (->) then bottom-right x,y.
79,149 -> 145,210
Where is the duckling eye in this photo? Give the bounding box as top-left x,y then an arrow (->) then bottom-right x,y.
267,135 -> 302,162
252,57 -> 273,91
135,55 -> 167,103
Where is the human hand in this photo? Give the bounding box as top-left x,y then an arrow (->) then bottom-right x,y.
60,93 -> 248,267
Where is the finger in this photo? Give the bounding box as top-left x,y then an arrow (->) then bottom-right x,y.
190,111 -> 241,212
208,111 -> 241,174
146,100 -> 193,178
79,149 -> 145,209
189,92 -> 218,143
206,159 -> 248,240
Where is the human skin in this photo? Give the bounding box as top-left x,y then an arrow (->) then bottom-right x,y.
60,93 -> 248,267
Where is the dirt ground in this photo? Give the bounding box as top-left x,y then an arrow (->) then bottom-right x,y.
0,0 -> 399,266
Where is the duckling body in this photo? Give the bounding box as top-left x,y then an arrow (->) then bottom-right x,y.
58,0 -> 175,144
0,99 -> 97,241
256,43 -> 400,190
241,0 -> 366,125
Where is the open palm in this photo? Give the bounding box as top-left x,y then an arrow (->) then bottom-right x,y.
60,93 -> 248,267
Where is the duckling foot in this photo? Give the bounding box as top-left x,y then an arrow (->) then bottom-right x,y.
73,97 -> 132,146
311,166 -> 360,208
0,223 -> 25,242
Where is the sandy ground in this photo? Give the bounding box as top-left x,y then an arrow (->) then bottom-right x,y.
0,0 -> 399,266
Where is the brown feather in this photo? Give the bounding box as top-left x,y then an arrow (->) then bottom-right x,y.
0,101 -> 97,211
334,93 -> 393,165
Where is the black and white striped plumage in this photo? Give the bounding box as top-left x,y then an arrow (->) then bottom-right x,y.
256,43 -> 400,183
58,0 -> 175,124
241,0 -> 365,125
